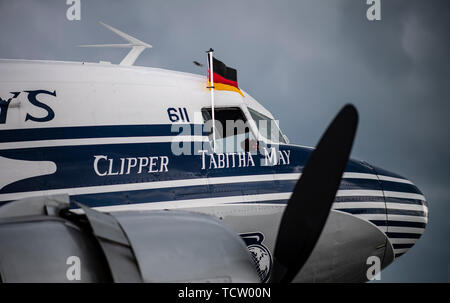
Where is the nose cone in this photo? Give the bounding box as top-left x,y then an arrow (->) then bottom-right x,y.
372,166 -> 428,258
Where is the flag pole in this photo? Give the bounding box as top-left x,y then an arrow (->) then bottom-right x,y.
207,48 -> 216,153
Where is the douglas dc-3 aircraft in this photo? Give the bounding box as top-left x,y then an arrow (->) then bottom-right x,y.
0,23 -> 428,283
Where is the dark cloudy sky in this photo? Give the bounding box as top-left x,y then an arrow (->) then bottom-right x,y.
0,0 -> 448,282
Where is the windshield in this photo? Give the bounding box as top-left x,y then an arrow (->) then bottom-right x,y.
202,107 -> 257,153
248,107 -> 287,144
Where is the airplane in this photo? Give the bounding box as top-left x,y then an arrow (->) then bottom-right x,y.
0,23 -> 428,283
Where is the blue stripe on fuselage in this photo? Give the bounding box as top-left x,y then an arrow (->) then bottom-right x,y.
380,181 -> 422,194
0,125 -> 417,214
69,181 -> 294,208
0,124 -> 206,143
1,140 -> 380,194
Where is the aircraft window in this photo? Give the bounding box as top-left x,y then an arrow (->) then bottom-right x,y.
248,107 -> 287,144
202,107 -> 257,153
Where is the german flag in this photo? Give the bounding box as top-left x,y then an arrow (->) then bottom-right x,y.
207,56 -> 244,97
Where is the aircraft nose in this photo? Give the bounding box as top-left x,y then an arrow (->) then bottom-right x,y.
372,166 -> 428,258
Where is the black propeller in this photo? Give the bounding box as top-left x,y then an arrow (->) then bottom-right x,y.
270,104 -> 359,283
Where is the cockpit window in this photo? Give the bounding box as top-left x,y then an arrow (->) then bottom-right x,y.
248,107 -> 287,144
202,107 -> 256,153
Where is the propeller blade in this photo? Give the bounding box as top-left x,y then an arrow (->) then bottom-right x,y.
271,104 -> 358,283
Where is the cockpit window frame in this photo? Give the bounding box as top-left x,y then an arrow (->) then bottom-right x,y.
200,105 -> 259,154
244,106 -> 288,145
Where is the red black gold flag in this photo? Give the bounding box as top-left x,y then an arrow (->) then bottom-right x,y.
207,56 -> 244,97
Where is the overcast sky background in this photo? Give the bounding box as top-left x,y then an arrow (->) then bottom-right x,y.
0,0 -> 448,282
